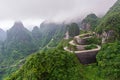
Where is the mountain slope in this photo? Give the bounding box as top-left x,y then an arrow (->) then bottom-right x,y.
5,21 -> 37,56
67,23 -> 80,37
0,28 -> 6,41
95,0 -> 120,79
6,48 -> 83,80
3,1 -> 120,79
0,21 -> 67,80
96,0 -> 120,42
38,22 -> 66,47
32,26 -> 42,48
81,13 -> 100,31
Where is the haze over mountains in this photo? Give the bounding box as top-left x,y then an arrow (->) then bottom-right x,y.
0,28 -> 6,41
0,0 -> 120,80
0,0 -> 117,30
5,0 -> 120,79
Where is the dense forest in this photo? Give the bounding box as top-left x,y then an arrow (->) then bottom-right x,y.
6,48 -> 83,80
0,0 -> 120,80
0,21 -> 67,79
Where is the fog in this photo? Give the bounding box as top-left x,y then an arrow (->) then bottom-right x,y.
0,0 -> 117,30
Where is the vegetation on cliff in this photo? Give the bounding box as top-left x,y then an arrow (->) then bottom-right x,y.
6,48 -> 83,80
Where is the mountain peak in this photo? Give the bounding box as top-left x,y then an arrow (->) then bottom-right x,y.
33,26 -> 39,30
0,28 -> 4,32
13,21 -> 24,28
0,28 -> 6,41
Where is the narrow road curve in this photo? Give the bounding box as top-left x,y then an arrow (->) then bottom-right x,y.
64,33 -> 101,54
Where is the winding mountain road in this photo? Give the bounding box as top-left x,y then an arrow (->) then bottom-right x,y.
64,33 -> 101,54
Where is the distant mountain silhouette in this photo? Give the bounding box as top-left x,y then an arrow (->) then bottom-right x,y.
0,28 -> 6,41
5,21 -> 37,55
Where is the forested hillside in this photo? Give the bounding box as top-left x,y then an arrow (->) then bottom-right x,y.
0,22 -> 38,79
6,48 -> 83,80
5,21 -> 37,57
96,0 -> 120,42
7,0 -> 120,80
67,23 -> 80,37
95,0 -> 120,79
81,13 -> 100,31
38,22 -> 66,47
0,29 -> 6,41
0,0 -> 120,80
0,21 -> 67,79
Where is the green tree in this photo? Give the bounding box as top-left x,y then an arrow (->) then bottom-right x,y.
96,0 -> 120,42
96,42 -> 120,80
68,23 -> 80,37
82,13 -> 100,31
6,49 -> 83,80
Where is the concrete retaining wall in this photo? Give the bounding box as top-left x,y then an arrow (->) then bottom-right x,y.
75,50 -> 98,64
64,33 -> 101,64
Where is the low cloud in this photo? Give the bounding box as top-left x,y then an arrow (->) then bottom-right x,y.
0,0 -> 117,30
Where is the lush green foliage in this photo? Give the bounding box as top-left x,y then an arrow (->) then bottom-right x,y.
96,0 -> 120,41
67,23 -> 80,37
0,22 -> 67,80
82,13 -> 100,30
85,36 -> 101,45
38,23 -> 66,48
79,30 -> 88,34
47,25 -> 66,47
96,12 -> 120,40
6,49 -> 83,80
84,44 -> 97,50
97,42 -> 120,80
95,2 -> 120,79
67,44 -> 77,51
1,0 -> 120,80
32,26 -> 42,48
0,22 -> 37,69
107,0 -> 120,14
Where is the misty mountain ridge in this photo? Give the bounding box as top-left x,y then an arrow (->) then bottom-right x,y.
0,0 -> 120,80
7,21 -> 32,42
0,28 -> 6,41
0,13 -> 102,32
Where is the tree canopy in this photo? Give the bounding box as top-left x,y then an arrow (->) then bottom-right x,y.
68,23 -> 80,37
6,49 -> 83,80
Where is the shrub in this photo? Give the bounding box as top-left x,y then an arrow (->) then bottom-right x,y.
84,44 -> 97,50
7,49 -> 83,80
96,41 -> 120,79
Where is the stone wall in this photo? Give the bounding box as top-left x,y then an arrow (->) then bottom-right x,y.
64,33 -> 101,64
75,50 -> 99,64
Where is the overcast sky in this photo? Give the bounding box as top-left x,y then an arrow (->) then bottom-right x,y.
0,0 -> 117,31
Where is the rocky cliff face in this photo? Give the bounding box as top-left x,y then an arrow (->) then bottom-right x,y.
96,0 -> 120,43
81,13 -> 99,31
81,23 -> 91,31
